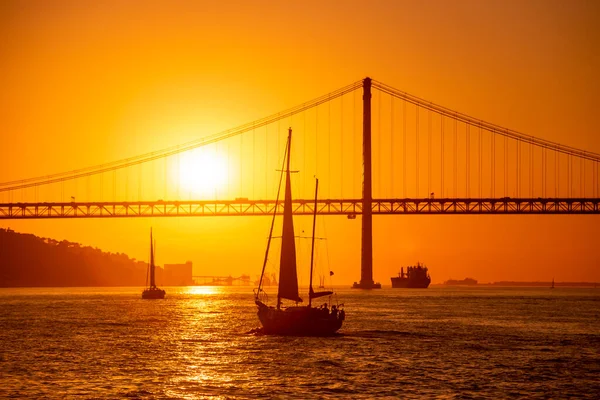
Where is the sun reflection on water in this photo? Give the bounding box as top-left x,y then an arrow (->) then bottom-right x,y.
186,286 -> 222,296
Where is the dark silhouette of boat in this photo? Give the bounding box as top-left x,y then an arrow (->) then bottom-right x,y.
391,262 -> 431,288
444,277 -> 478,286
142,228 -> 165,299
254,129 -> 345,336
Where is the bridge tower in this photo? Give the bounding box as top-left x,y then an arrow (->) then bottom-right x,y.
352,77 -> 381,289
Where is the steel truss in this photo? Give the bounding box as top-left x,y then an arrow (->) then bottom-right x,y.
1,198 -> 599,219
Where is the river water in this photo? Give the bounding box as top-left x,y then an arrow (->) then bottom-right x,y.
1,286 -> 599,399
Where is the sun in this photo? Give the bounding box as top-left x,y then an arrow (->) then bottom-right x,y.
178,148 -> 228,198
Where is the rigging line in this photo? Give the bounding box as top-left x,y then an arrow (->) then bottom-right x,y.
372,82 -> 600,162
1,81 -> 363,189
257,133 -> 289,297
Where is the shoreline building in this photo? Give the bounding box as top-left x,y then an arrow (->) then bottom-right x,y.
163,261 -> 194,286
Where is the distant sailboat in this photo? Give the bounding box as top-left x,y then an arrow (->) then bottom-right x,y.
318,275 -> 325,289
254,128 -> 345,336
142,228 -> 166,299
551,278 -> 555,289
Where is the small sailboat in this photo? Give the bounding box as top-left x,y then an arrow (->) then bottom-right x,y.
318,275 -> 325,289
254,128 -> 344,336
142,228 -> 166,299
551,278 -> 555,289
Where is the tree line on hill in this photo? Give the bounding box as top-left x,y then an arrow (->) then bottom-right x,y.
0,228 -> 160,287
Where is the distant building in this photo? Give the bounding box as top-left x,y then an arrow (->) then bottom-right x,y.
163,261 -> 194,286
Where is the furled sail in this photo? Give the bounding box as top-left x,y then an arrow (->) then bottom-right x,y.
277,131 -> 302,303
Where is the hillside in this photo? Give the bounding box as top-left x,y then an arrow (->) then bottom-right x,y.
0,228 -> 160,287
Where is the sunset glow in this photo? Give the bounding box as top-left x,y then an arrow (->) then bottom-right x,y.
177,148 -> 228,198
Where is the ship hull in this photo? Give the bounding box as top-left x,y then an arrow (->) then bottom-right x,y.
256,302 -> 343,336
142,288 -> 166,299
390,277 -> 430,289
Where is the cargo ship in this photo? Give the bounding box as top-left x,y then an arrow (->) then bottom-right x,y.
391,262 -> 431,288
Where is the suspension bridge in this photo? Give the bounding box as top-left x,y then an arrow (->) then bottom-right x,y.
1,78 -> 599,288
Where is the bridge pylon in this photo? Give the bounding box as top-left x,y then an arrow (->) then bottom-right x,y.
352,77 -> 381,289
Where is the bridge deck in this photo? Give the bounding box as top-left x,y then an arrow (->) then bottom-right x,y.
1,198 -> 599,219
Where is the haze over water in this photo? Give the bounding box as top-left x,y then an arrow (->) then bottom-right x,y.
2,286 -> 599,399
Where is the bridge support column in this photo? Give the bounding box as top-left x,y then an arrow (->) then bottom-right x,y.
352,77 -> 381,289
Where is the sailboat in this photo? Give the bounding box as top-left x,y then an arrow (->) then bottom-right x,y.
254,128 -> 345,336
142,228 -> 166,299
551,278 -> 555,289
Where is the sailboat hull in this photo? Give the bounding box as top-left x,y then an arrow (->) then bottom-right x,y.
142,288 -> 166,299
256,301 -> 344,336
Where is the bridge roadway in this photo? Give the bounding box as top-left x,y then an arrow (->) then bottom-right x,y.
1,198 -> 599,219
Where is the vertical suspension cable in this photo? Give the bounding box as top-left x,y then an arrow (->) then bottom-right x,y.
466,124 -> 470,198
542,147 -> 546,197
517,138 -> 520,197
441,116 -> 445,197
453,116 -> 457,197
428,109 -> 432,198
239,134 -> 243,197
518,139 -> 521,197
328,97 -> 331,198
265,125 -> 268,198
377,90 -> 381,198
304,110 -> 307,198
491,132 -> 495,198
581,156 -> 584,197
353,89 -> 356,197
504,135 -> 508,196
416,104 -> 419,197
391,96 -> 394,197
530,138 -> 534,197
556,147 -> 559,197
315,105 -> 318,183
403,99 -> 406,197
568,154 -> 572,197
341,92 -> 344,198
478,125 -> 482,198
253,128 -> 256,199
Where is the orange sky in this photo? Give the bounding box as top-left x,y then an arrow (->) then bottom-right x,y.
1,0 -> 599,284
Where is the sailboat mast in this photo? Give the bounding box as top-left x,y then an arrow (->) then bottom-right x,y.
150,229 -> 155,288
308,178 -> 319,308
